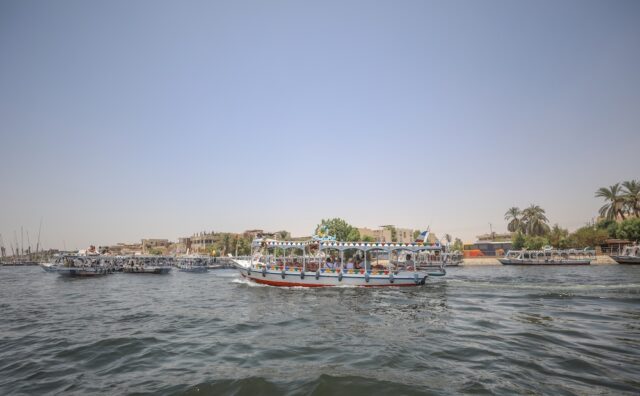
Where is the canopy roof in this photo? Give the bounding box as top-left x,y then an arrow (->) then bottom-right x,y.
253,239 -> 442,251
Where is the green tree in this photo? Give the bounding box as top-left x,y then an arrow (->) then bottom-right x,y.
622,180 -> 640,218
511,232 -> 526,250
567,226 -> 608,248
595,183 -> 627,221
616,218 -> 640,241
315,218 -> 360,241
524,235 -> 549,250
451,238 -> 463,252
275,230 -> 291,240
547,224 -> 569,248
596,219 -> 619,238
504,207 -> 523,233
215,233 -> 233,256
521,204 -> 550,236
361,235 -> 375,242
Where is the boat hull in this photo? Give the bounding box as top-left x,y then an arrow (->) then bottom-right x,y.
178,267 -> 208,273
498,259 -> 591,266
123,267 -> 172,274
40,263 -> 57,273
56,268 -> 111,277
236,266 -> 435,287
611,256 -> 640,265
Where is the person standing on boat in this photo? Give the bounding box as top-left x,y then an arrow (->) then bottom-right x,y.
404,254 -> 415,270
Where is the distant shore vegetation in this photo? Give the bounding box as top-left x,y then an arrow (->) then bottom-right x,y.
505,179 -> 640,250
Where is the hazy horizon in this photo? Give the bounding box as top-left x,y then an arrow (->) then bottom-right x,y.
2,0 -> 639,251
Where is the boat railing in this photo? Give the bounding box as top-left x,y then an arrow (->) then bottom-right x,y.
504,249 -> 596,262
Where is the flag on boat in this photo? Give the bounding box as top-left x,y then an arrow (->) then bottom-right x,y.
415,230 -> 429,243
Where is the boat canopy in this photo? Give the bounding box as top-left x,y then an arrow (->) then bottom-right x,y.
253,238 -> 442,252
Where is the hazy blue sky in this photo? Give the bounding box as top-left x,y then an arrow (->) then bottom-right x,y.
1,0 -> 639,250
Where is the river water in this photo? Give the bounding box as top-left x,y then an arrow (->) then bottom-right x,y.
1,265 -> 639,395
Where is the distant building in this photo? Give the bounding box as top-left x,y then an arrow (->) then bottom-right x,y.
357,227 -> 421,243
395,228 -> 415,243
104,243 -> 143,256
141,239 -> 170,254
476,232 -> 512,242
189,232 -> 216,252
358,227 -> 392,242
243,229 -> 265,239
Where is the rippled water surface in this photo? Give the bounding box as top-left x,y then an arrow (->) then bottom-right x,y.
1,265 -> 639,395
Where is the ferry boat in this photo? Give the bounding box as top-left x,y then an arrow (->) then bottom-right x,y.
611,244 -> 640,264
231,237 -> 447,287
56,255 -> 115,277
176,257 -> 209,273
122,257 -> 172,274
499,247 -> 595,265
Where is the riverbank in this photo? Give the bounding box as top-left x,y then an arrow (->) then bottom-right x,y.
462,255 -> 618,266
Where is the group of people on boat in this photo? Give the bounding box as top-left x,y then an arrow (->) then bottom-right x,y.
269,253 -> 419,272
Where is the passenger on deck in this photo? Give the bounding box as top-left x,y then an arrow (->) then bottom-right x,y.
346,258 -> 354,270
325,257 -> 333,269
404,254 -> 415,270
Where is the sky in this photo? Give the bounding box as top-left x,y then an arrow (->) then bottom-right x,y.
1,0 -> 639,250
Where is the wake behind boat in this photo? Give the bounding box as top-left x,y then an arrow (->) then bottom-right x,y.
231,236 -> 447,287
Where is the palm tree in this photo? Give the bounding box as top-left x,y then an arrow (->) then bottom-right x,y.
504,207 -> 523,233
521,204 -> 550,236
622,180 -> 640,217
595,183 -> 627,221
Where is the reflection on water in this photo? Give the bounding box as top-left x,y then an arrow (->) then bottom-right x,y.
0,265 -> 639,395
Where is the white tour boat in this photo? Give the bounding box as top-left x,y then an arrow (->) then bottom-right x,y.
56,255 -> 116,277
231,237 -> 447,287
122,257 -> 172,274
499,247 -> 595,265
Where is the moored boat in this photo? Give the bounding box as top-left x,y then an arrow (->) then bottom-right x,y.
56,255 -> 115,277
499,247 -> 595,265
611,244 -> 640,264
231,237 -> 447,287
176,257 -> 208,273
122,257 -> 172,274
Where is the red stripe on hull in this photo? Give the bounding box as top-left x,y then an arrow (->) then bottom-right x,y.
249,277 -> 420,288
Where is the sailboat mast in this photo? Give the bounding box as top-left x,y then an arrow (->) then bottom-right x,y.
36,217 -> 43,255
